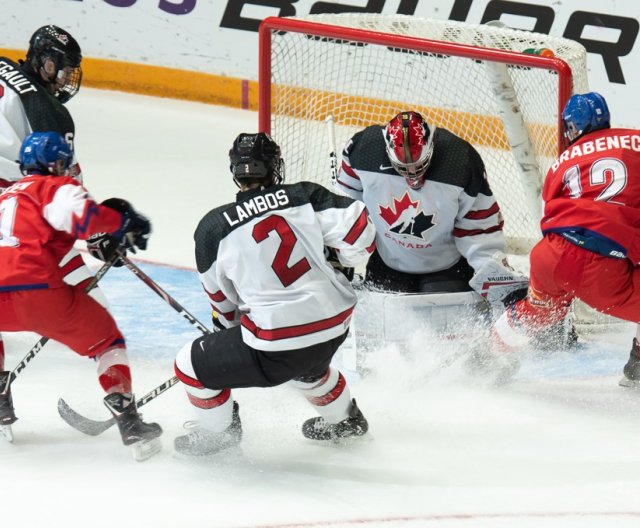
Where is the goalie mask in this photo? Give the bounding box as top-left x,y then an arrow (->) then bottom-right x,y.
229,132 -> 285,188
26,25 -> 83,103
19,131 -> 73,176
562,92 -> 610,146
384,111 -> 435,190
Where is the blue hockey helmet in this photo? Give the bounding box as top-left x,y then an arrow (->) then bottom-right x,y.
562,92 -> 610,145
19,131 -> 73,176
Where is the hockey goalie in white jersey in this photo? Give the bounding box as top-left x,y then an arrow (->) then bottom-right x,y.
173,132 -> 377,456
334,111 -> 527,351
336,110 -> 527,301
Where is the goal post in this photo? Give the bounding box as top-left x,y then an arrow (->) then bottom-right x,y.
258,14 -> 588,254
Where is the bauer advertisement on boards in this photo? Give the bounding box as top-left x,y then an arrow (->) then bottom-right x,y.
2,0 -> 638,127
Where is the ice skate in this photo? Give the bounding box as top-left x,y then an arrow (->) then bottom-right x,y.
0,371 -> 17,442
302,399 -> 368,441
619,339 -> 640,389
174,401 -> 242,456
103,392 -> 163,461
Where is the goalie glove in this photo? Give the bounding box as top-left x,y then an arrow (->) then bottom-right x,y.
86,233 -> 124,267
468,255 -> 528,306
325,246 -> 355,282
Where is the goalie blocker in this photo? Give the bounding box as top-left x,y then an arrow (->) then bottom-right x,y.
468,254 -> 529,307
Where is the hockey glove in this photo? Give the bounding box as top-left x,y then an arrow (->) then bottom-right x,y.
102,198 -> 152,253
324,246 -> 355,282
87,233 -> 124,267
468,255 -> 528,306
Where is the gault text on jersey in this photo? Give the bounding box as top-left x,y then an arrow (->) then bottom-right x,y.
0,61 -> 37,95
223,189 -> 289,226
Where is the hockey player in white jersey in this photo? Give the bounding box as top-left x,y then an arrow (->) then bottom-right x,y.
173,132 -> 377,456
336,110 -> 526,299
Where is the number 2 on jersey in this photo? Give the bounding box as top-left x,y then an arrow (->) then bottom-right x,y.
0,196 -> 20,247
252,215 -> 311,287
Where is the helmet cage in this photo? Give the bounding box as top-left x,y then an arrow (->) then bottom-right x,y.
27,25 -> 83,103
385,111 -> 434,189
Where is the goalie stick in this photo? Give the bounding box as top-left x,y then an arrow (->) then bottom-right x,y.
58,251 -> 212,435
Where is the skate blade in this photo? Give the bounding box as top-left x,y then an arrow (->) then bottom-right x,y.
619,377 -> 640,389
132,437 -> 162,462
0,424 -> 14,443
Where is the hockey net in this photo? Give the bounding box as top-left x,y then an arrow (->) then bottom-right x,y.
258,13 -> 588,253
258,14 -> 622,331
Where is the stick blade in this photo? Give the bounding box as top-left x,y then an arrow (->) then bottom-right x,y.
57,398 -> 115,436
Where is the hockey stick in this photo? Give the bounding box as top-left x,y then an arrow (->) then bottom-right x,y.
58,375 -> 182,436
116,250 -> 211,335
58,251 -> 213,435
1,252 -> 119,397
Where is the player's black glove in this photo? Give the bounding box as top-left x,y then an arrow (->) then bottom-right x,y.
102,197 -> 152,253
86,232 -> 124,267
211,311 -> 225,331
324,246 -> 354,282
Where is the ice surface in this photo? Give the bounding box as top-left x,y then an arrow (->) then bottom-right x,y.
3,89 -> 640,528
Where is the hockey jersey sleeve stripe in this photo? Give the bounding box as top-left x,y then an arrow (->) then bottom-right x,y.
215,309 -> 236,321
366,240 -> 377,254
343,209 -> 369,245
59,253 -> 86,276
464,202 -> 500,220
341,161 -> 359,179
453,221 -> 504,238
241,306 -> 354,341
337,179 -> 360,192
206,288 -> 226,303
74,277 -> 94,291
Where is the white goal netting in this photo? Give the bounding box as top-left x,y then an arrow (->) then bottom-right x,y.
260,13 -> 589,254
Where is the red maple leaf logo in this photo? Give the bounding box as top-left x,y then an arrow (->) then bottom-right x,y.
379,193 -> 419,226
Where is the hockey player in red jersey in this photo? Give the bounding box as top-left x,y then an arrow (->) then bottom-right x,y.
0,25 -> 99,377
173,132 -> 377,456
0,131 -> 162,449
336,110 -> 526,299
492,92 -> 640,385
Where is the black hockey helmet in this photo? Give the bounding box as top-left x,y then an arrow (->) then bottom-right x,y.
26,25 -> 83,103
229,132 -> 285,188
